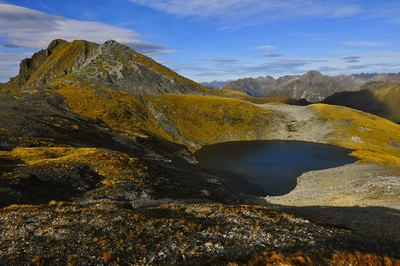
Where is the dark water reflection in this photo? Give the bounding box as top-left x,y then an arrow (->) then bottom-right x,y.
195,140 -> 357,196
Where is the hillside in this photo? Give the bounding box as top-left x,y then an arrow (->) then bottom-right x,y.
322,81 -> 400,123
0,39 -> 400,265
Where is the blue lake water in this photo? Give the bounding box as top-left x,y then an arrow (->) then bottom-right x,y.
194,140 -> 358,196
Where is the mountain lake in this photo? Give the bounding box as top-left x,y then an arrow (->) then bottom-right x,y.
194,140 -> 358,196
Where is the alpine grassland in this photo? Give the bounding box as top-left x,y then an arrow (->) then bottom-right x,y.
0,146 -> 145,188
145,94 -> 279,148
312,103 -> 400,165
55,84 -> 172,140
217,88 -> 296,104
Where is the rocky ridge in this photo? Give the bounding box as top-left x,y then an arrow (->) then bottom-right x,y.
3,39 -> 212,96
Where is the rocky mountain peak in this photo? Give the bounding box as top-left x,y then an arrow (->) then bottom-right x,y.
3,39 -> 212,96
15,39 -> 68,88
304,70 -> 323,77
302,70 -> 328,84
47,39 -> 68,53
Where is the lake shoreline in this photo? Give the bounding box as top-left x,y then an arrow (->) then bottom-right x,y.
263,163 -> 400,252
195,140 -> 357,196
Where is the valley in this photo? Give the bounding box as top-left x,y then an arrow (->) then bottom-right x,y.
0,39 -> 399,265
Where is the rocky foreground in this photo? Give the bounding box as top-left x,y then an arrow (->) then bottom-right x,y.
0,200 -> 397,265
0,161 -> 399,265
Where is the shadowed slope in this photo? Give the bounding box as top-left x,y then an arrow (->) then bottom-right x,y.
322,82 -> 400,123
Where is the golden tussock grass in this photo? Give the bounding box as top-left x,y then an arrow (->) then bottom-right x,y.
312,104 -> 400,166
55,84 -> 172,141
145,94 -> 276,147
1,146 -> 145,187
25,40 -> 97,89
228,250 -> 400,266
217,89 -> 294,104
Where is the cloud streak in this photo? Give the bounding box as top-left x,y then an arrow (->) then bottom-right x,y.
182,57 -> 332,79
260,53 -> 284,58
345,41 -> 387,47
254,45 -> 278,51
196,58 -> 238,64
128,0 -> 363,30
0,50 -> 35,81
341,56 -> 360,60
341,56 -> 360,63
0,4 -> 169,55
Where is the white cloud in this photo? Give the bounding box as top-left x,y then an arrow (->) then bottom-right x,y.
254,45 -> 278,51
345,41 -> 388,47
0,4 -> 169,55
0,3 -> 171,82
128,0 -> 363,30
0,50 -> 34,81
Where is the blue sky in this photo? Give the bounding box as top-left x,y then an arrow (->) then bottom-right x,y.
0,0 -> 399,83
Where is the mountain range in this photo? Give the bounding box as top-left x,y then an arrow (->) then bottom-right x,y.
203,71 -> 400,103
0,39 -> 399,264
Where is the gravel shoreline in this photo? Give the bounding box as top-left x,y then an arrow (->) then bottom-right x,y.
265,163 -> 400,256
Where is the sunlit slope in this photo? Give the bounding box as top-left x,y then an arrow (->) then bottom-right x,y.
57,86 -> 400,165
312,104 -> 400,165
55,84 -> 172,140
143,94 -> 282,149
141,94 -> 400,165
55,85 -> 284,149
217,88 -> 298,104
